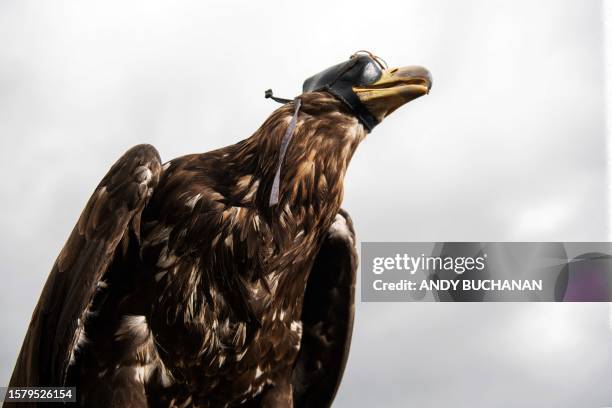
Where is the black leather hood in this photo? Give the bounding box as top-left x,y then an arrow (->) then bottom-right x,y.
302,53 -> 385,131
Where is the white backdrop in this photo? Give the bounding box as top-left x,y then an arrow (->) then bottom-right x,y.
0,1 -> 610,406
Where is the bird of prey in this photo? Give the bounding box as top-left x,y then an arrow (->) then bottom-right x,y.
7,51 -> 431,407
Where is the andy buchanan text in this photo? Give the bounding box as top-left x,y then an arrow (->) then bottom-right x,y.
373,279 -> 543,292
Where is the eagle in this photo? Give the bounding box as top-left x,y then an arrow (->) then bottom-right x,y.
7,51 -> 431,407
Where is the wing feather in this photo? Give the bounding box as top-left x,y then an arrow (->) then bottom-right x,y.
292,208 -> 357,408
8,144 -> 162,388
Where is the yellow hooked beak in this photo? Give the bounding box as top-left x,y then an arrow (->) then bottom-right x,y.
353,65 -> 432,123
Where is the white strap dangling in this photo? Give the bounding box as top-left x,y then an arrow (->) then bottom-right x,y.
269,97 -> 302,206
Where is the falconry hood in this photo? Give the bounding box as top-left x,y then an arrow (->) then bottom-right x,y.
266,51 -> 432,131
302,51 -> 432,131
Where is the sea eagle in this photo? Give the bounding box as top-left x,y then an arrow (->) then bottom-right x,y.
7,51 -> 431,407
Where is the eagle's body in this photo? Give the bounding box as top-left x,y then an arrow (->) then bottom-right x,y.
9,93 -> 362,408
7,52 -> 431,407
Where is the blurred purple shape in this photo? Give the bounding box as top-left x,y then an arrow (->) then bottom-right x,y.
562,253 -> 612,301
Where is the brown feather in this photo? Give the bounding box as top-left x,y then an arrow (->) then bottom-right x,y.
6,92 -> 361,408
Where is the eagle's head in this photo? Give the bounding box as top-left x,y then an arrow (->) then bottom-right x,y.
303,51 -> 432,131
243,52 -> 431,212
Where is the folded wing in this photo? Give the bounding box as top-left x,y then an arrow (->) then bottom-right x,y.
8,144 -> 162,387
292,209 -> 357,408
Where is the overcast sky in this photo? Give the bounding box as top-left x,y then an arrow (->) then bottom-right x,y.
0,0 -> 610,406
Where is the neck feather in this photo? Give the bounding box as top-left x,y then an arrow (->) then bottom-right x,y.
225,92 -> 366,214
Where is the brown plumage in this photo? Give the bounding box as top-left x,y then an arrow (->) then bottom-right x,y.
8,93 -> 360,408
7,52 -> 431,407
